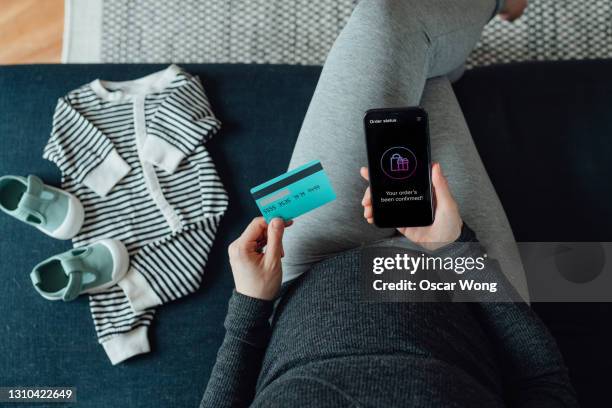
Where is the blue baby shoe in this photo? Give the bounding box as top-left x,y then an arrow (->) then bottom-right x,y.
0,175 -> 84,239
31,239 -> 130,301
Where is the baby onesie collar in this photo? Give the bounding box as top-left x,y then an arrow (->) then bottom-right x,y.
90,64 -> 181,102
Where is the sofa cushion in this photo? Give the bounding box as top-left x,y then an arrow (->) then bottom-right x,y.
454,59 -> 612,242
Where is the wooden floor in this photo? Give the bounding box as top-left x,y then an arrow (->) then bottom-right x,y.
0,0 -> 64,64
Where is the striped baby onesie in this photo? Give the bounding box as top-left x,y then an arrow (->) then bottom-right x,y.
43,65 -> 228,364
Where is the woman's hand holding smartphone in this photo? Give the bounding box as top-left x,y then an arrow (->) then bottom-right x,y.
363,107 -> 461,249
360,163 -> 463,251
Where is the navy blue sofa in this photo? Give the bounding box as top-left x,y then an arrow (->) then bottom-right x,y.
1,62 -> 611,407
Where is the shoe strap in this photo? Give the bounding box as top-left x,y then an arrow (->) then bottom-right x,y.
61,257 -> 86,302
26,175 -> 44,195
16,176 -> 50,225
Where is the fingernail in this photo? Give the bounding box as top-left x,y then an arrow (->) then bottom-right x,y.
272,218 -> 283,229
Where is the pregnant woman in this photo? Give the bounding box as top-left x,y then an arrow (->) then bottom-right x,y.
201,0 -> 577,406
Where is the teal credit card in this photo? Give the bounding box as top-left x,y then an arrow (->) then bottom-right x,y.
250,160 -> 336,222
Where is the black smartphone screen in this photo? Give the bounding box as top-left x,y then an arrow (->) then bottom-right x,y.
364,107 -> 434,228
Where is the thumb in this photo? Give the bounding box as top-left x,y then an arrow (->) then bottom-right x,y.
360,167 -> 369,181
431,163 -> 455,211
264,218 -> 285,265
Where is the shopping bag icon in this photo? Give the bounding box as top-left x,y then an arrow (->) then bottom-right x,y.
390,153 -> 409,172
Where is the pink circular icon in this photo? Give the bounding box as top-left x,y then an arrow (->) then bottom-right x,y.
380,147 -> 417,180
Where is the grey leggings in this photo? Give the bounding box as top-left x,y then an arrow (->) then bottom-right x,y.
281,0 -> 528,299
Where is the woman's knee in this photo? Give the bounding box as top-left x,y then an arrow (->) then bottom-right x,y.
353,0 -> 432,44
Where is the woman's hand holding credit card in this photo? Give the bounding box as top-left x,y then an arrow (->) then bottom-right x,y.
250,160 -> 337,222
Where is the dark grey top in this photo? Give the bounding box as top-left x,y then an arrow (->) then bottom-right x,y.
201,227 -> 577,407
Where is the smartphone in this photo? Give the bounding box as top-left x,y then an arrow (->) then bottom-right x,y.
364,107 -> 434,228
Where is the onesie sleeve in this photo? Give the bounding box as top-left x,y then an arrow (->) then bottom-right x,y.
142,76 -> 221,174
43,97 -> 131,197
